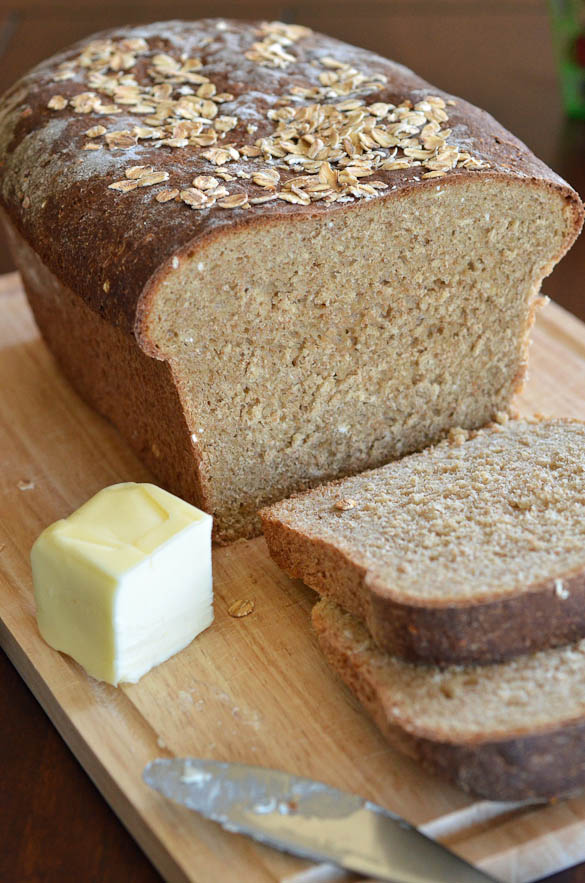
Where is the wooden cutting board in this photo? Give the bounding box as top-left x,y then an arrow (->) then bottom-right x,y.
2,270 -> 585,883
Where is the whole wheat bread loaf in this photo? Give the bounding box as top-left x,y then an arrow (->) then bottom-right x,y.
262,418 -> 585,664
0,20 -> 582,541
313,598 -> 585,800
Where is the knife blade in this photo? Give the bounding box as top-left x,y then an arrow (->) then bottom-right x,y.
143,758 -> 499,882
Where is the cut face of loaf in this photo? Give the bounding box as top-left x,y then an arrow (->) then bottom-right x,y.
261,419 -> 585,664
0,20 -> 582,542
313,598 -> 585,800
142,180 -> 571,541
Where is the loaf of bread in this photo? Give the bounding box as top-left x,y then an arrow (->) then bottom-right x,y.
0,20 -> 582,541
261,418 -> 585,664
313,598 -> 585,800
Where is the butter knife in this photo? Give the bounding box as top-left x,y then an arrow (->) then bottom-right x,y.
143,758 -> 498,882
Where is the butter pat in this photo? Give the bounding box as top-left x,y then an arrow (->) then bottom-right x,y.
31,483 -> 213,685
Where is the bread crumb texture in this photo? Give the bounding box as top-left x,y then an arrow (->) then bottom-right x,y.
149,180 -> 573,541
267,419 -> 585,602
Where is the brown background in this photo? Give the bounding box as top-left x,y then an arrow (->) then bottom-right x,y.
1,1 -> 584,881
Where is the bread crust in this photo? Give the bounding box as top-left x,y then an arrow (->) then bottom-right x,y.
2,211 -> 214,523
366,565 -> 585,664
261,419 -> 585,665
312,601 -> 585,800
0,18 -> 582,350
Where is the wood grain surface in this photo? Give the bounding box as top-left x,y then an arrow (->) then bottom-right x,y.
2,271 -> 585,883
0,2 -> 584,880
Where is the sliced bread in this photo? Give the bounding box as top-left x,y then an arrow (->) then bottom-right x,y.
261,418 -> 585,665
313,597 -> 585,800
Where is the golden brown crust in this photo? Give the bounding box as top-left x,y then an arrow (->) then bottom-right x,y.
0,18 -> 582,346
312,601 -> 585,800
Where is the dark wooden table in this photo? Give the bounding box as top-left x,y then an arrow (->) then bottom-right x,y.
0,2 -> 584,881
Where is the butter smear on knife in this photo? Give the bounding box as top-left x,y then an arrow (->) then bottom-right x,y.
31,482 -> 213,685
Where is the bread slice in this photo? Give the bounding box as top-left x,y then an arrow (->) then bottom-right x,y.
313,598 -> 585,800
0,20 -> 582,543
261,418 -> 585,664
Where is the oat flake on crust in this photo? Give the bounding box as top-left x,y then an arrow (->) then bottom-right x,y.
44,20 -> 489,211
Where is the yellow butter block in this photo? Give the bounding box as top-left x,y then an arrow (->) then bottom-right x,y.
31,483 -> 213,685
